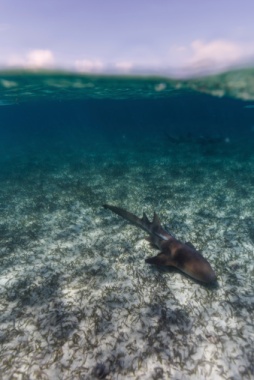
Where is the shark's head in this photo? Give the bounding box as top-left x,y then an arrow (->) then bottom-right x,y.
146,245 -> 217,284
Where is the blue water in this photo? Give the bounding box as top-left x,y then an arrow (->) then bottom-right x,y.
0,70 -> 253,379
1,93 -> 253,169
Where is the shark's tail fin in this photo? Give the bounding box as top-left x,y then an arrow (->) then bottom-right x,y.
103,204 -> 171,241
103,204 -> 150,233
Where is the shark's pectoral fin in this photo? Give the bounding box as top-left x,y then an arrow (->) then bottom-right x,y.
185,241 -> 196,250
144,236 -> 157,248
145,252 -> 170,266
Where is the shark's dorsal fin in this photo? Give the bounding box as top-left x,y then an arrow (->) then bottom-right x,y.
142,212 -> 150,224
152,212 -> 161,226
103,204 -> 171,240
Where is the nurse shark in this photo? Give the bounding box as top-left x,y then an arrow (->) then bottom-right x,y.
103,204 -> 216,284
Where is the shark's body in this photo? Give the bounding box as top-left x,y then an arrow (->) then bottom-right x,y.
103,204 -> 216,284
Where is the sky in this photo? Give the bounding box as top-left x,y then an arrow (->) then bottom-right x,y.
1,0 -> 254,75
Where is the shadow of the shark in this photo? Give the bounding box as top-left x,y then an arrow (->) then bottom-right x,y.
103,204 -> 217,285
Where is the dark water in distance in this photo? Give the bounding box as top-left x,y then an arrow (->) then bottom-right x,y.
1,92 -> 254,152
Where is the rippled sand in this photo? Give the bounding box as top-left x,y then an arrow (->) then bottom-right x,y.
0,137 -> 253,379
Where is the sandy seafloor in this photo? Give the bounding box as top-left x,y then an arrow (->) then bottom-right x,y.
0,133 -> 254,380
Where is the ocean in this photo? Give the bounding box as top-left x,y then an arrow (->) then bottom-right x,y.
0,69 -> 253,379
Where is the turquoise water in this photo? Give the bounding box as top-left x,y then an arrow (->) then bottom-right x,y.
0,69 -> 254,379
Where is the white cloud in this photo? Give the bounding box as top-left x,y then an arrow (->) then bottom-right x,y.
114,61 -> 133,72
169,39 -> 254,74
26,50 -> 54,67
8,49 -> 55,68
189,39 -> 242,66
75,59 -> 104,73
